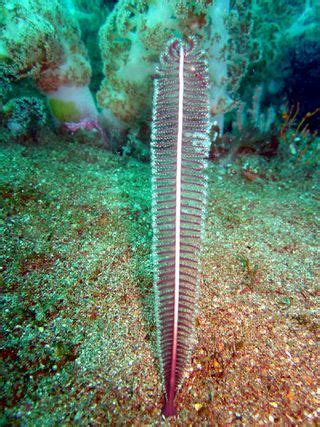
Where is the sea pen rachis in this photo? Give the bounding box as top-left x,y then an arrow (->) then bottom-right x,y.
151,37 -> 210,416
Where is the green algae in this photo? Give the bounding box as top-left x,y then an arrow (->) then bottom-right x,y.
48,98 -> 82,122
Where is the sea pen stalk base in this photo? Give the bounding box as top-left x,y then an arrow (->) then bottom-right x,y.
162,400 -> 177,417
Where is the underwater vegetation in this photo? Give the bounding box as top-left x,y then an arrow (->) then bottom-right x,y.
1,97 -> 47,139
0,0 -> 319,424
0,0 -> 319,145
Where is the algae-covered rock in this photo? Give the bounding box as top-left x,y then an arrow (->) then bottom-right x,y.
0,0 -> 97,123
97,0 -> 214,127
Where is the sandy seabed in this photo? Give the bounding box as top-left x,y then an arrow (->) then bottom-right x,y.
1,133 -> 319,425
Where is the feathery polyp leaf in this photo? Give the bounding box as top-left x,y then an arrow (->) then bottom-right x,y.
151,37 -> 210,416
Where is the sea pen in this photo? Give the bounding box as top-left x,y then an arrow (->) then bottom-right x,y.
151,37 -> 210,416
